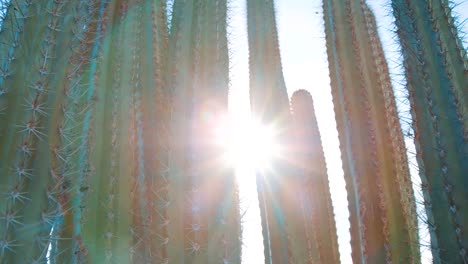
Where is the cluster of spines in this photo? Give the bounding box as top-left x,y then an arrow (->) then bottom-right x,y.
47,0 -> 98,262
0,0 -> 240,263
0,0 -> 30,120
0,0 -> 78,262
0,0 -> 31,232
391,0 -> 467,262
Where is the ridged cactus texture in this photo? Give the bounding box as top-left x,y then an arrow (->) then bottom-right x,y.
2,0 -> 466,263
290,89 -> 340,263
322,0 -> 420,263
0,0 -> 101,262
168,0 -> 241,263
246,0 -> 293,263
391,0 -> 468,263
0,0 -> 240,263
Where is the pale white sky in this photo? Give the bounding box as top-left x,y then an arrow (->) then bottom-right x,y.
228,1 -> 468,263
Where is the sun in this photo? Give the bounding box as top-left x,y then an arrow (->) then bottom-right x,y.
215,115 -> 280,171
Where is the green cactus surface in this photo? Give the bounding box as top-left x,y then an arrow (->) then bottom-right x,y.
0,0 -> 465,263
0,0 -> 241,263
391,0 -> 468,263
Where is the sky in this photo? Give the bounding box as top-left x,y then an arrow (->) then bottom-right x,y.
227,0 -> 468,263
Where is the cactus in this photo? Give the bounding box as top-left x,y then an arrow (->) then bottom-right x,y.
0,0 -> 240,262
3,0 -> 465,263
290,89 -> 340,263
322,0 -> 420,263
247,0 -> 295,263
391,0 -> 468,262
0,0 -> 98,262
170,0 -> 241,263
74,0 -> 171,262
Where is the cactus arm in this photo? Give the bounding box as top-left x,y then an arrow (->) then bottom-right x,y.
211,1 -> 242,262
102,3 -> 127,262
71,0 -> 108,262
143,0 -> 171,261
427,0 -> 468,127
323,0 -> 420,263
349,1 -> 420,262
290,89 -> 341,263
0,0 -> 29,126
246,4 -> 276,261
173,1 -> 240,263
0,0 -> 31,209
47,1 -> 97,262
0,1 -> 82,262
127,1 -> 151,261
147,0 -> 172,262
322,0 -> 370,262
361,4 -> 420,263
391,0 -> 468,262
77,0 -> 169,262
111,9 -> 136,261
247,0 -> 292,263
166,0 -> 195,262
340,3 -> 389,262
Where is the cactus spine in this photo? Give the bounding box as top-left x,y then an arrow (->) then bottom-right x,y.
0,0 -> 241,262
391,0 -> 468,262
0,0 -> 93,262
322,0 -> 420,263
290,89 -> 340,263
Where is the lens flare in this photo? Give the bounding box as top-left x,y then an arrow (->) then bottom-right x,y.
215,116 -> 279,171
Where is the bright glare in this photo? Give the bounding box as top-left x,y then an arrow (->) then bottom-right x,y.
215,116 -> 280,171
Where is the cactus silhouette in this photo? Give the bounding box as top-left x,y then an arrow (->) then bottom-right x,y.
322,0 -> 420,262
247,0 -> 294,262
391,0 -> 468,263
290,89 -> 340,263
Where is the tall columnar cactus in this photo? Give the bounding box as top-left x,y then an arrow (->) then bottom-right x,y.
73,1 -> 172,262
290,89 -> 340,263
168,0 -> 241,263
322,0 -> 420,263
247,0 -> 294,263
0,0 -> 240,263
391,0 -> 468,262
